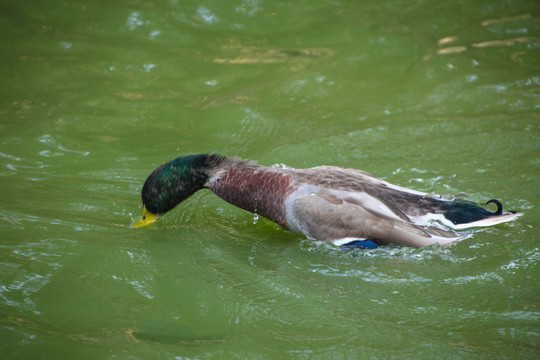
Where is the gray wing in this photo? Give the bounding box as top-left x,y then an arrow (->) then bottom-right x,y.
287,188 -> 465,248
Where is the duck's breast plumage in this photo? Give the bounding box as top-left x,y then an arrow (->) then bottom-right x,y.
207,160 -> 293,228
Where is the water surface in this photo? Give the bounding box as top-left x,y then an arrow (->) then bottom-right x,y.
1,0 -> 539,359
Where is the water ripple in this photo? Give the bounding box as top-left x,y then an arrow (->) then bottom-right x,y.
37,134 -> 90,157
0,238 -> 77,314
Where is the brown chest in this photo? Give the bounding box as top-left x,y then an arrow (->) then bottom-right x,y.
208,167 -> 293,228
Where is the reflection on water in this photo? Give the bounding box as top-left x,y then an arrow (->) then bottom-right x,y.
435,13 -> 535,56
214,47 -> 334,64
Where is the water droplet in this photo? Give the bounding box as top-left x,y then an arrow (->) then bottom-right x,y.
143,64 -> 155,72
252,213 -> 259,224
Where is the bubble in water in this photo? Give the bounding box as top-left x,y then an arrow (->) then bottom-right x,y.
253,213 -> 259,224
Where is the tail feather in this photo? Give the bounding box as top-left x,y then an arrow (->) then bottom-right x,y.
452,212 -> 523,230
441,199 -> 522,230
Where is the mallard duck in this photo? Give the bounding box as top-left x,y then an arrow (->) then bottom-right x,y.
133,154 -> 522,248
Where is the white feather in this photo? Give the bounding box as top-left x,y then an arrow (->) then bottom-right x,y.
452,212 -> 523,230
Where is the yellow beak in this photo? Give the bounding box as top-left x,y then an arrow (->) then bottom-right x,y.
132,206 -> 160,228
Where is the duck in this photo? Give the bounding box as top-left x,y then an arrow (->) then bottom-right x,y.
133,154 -> 522,248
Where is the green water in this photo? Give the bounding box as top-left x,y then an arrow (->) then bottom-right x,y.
1,0 -> 539,358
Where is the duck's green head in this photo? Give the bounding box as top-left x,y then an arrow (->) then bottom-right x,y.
133,154 -> 225,227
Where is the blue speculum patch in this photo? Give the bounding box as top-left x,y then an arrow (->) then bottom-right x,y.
343,239 -> 379,249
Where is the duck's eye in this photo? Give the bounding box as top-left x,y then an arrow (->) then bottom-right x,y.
151,188 -> 159,197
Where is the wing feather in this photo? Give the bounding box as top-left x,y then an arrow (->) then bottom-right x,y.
287,188 -> 465,248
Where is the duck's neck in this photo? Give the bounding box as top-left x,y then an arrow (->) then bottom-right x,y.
206,159 -> 292,228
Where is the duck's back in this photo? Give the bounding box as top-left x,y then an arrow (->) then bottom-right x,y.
209,161 -> 520,248
287,166 -> 439,220
282,166 -> 459,246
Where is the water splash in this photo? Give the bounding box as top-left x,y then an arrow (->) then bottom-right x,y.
253,196 -> 259,224
271,163 -> 294,170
